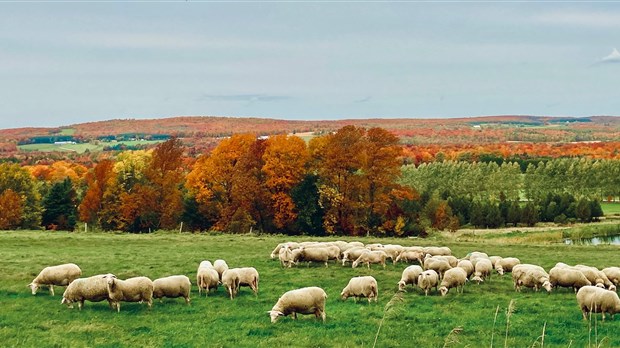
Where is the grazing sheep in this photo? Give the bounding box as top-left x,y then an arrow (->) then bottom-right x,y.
439,267 -> 468,296
278,246 -> 294,268
428,255 -> 458,268
512,266 -> 551,293
576,286 -> 620,321
221,269 -> 240,300
342,247 -> 369,266
495,257 -> 521,276
213,259 -> 229,281
602,267 -> 620,287
423,246 -> 452,256
61,274 -> 114,310
198,260 -> 213,269
417,270 -> 439,296
423,257 -> 452,278
465,251 -> 489,260
457,260 -> 474,279
471,258 -> 493,284
105,275 -> 154,312
489,256 -> 502,266
153,275 -> 191,304
352,250 -> 387,269
197,267 -> 219,296
549,266 -> 592,292
298,247 -> 331,267
574,265 -> 616,291
268,287 -> 327,323
379,245 -> 404,264
234,267 -> 259,295
394,250 -> 425,265
398,265 -> 424,292
341,276 -> 378,303
270,243 -> 286,259
512,264 -> 546,289
28,263 -> 82,296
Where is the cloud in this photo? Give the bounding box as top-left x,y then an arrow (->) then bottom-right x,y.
354,96 -> 372,103
600,48 -> 620,63
200,94 -> 291,104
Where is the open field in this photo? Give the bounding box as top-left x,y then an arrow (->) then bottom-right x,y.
602,202 -> 620,216
0,231 -> 618,347
18,140 -> 165,153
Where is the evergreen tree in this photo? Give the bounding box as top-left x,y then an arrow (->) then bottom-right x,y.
485,203 -> 504,228
506,201 -> 521,227
589,200 -> 604,222
521,202 -> 539,227
575,198 -> 591,223
290,174 -> 324,236
42,178 -> 77,231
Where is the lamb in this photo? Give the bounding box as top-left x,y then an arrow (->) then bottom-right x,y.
602,267 -> 620,287
342,247 -> 369,266
398,265 -> 424,292
221,269 -> 240,300
549,266 -> 592,292
576,286 -> 620,321
423,257 -> 452,278
495,257 -> 521,276
233,267 -> 259,295
351,250 -> 387,269
61,273 -> 114,310
417,269 -> 439,296
197,266 -> 219,296
341,276 -> 378,303
471,258 -> 493,284
457,260 -> 474,279
105,275 -> 154,312
512,266 -> 552,292
152,275 -> 191,304
268,286 -> 327,323
439,267 -> 468,296
213,259 -> 229,281
394,250 -> 425,265
28,263 -> 82,296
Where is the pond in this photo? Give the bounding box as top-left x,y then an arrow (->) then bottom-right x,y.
564,234 -> 620,245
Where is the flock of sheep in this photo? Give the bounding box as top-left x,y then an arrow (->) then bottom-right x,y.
26,239 -> 620,323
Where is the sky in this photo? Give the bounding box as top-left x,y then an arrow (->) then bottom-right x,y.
1,2 -> 619,129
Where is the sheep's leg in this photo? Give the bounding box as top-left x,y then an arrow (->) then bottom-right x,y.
78,301 -> 84,310
49,285 -> 55,296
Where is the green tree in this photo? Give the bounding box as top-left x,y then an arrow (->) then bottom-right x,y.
521,202 -> 539,227
575,198 -> 592,223
42,178 -> 77,231
0,163 -> 41,229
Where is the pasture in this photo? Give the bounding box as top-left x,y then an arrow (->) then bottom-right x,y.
18,140 -> 165,154
0,231 -> 618,347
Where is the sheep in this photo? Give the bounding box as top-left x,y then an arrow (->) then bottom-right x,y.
342,247 -> 369,266
298,247 -> 331,267
152,275 -> 191,304
394,250 -> 425,265
489,256 -> 502,266
105,275 -> 154,312
221,269 -> 240,300
512,266 -> 551,293
377,244 -> 404,264
278,246 -> 294,268
28,263 -> 82,296
549,266 -> 592,292
495,257 -> 521,276
439,267 -> 468,296
268,286 -> 327,323
417,269 -> 439,296
471,258 -> 493,284
427,254 -> 458,268
270,243 -> 286,259
341,276 -> 378,303
423,257 -> 452,278
352,250 -> 387,269
464,251 -> 489,260
602,267 -> 620,287
213,259 -> 229,281
576,286 -> 620,321
197,266 -> 219,296
574,265 -> 616,291
61,273 -> 114,310
198,260 -> 213,269
423,246 -> 452,256
233,267 -> 259,295
457,260 -> 474,279
398,265 -> 424,292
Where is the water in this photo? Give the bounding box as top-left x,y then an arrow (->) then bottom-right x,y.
564,234 -> 620,245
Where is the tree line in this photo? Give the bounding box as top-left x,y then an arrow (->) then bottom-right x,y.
0,126 -> 616,235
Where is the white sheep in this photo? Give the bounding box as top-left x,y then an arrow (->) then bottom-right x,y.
549,266 -> 592,292
576,285 -> 620,321
105,275 -> 154,312
198,260 -> 213,269
270,243 -> 286,259
278,246 -> 294,268
423,246 -> 452,256
342,247 -> 369,266
471,258 -> 493,284
378,244 -> 404,264
417,269 -> 439,296
423,257 -> 452,278
233,267 -> 259,295
298,247 -> 331,267
152,275 -> 191,304
512,264 -> 546,289
439,267 -> 468,296
268,286 -> 327,323
494,257 -> 521,276
341,276 -> 378,303
352,250 -> 387,269
602,267 -> 620,287
489,256 -> 502,266
512,265 -> 551,293
28,263 -> 82,296
197,266 -> 219,296
574,265 -> 616,291
457,260 -> 474,279
221,269 -> 240,300
398,265 -> 424,292
61,273 -> 114,310
394,250 -> 425,265
213,259 -> 229,281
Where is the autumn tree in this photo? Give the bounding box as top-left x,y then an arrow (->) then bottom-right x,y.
0,163 -> 41,229
78,159 -> 115,225
0,189 -> 23,230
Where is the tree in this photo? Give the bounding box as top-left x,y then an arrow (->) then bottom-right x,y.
0,189 -> 23,230
42,178 -> 77,231
575,198 -> 591,223
0,163 -> 41,229
521,202 -> 539,227
78,159 -> 115,225
290,174 -> 324,236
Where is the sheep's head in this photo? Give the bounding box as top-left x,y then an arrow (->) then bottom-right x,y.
439,286 -> 449,296
609,284 -> 617,292
61,297 -> 74,308
471,276 -> 484,284
351,260 -> 359,269
595,282 -> 606,289
340,290 -> 349,300
267,310 -> 284,323
496,265 -> 504,276
542,280 -> 552,293
27,283 -> 39,295
397,281 -> 406,292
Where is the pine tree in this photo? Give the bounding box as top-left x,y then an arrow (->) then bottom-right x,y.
42,178 -> 77,231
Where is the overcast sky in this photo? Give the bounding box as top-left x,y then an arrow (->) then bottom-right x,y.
1,2 -> 619,129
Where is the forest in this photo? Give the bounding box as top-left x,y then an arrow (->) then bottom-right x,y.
0,122 -> 617,236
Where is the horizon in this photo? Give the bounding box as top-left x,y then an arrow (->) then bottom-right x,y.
2,2 -> 619,129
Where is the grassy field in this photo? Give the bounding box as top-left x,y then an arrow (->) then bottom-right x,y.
602,202 -> 620,216
18,140 -> 165,154
0,231 -> 618,347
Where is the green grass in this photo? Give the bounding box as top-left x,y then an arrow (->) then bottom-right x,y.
602,202 -> 620,216
18,140 -> 165,154
0,231 -> 618,347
